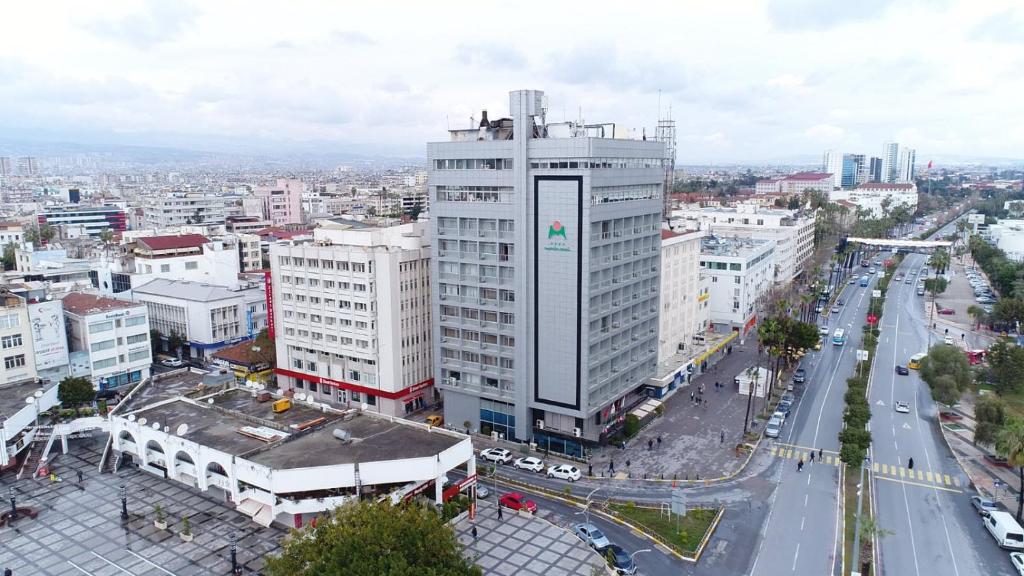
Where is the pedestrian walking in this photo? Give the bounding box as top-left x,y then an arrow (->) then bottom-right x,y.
818,448 -> 823,460
620,440 -> 626,450
690,391 -> 695,402
720,429 -> 725,445
809,451 -> 814,463
647,438 -> 653,451
797,458 -> 804,472
472,525 -> 478,541
657,435 -> 662,447
908,457 -> 914,470
77,470 -> 83,483
609,460 -> 615,472
588,463 -> 593,477
497,504 -> 503,520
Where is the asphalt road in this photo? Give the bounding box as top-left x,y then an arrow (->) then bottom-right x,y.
750,266 -> 878,576
869,251 -> 1012,575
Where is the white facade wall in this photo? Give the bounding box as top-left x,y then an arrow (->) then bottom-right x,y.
0,296 -> 37,386
134,241 -> 241,289
658,230 -> 709,363
828,184 -> 918,219
65,303 -> 151,388
700,240 -> 774,330
270,222 -> 433,417
256,178 -> 304,226
144,194 -> 226,228
0,224 -> 24,245
0,383 -> 58,466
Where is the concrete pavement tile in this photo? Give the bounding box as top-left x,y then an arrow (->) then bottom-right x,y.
539,549 -> 561,563
548,540 -> 571,554
520,542 -> 542,557
492,561 -> 520,575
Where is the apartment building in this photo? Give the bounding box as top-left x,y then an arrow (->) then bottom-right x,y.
700,236 -> 774,335
132,234 -> 241,289
0,290 -> 38,386
754,172 -> 833,196
270,221 -> 433,417
38,205 -> 127,238
62,292 -> 151,390
237,233 -> 262,272
255,178 -> 304,226
132,278 -> 267,360
0,222 -> 24,245
430,89 -> 664,455
144,193 -> 227,228
674,203 -> 814,285
657,229 -> 709,363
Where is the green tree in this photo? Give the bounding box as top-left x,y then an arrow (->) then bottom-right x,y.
988,338 -> 1024,394
251,328 -> 277,368
264,500 -> 482,576
58,376 -> 95,410
967,305 -> 988,330
975,394 -> 1006,446
928,248 -> 950,275
923,277 -> 948,296
919,345 -> 972,407
996,420 -> 1024,521
99,229 -> 114,244
168,331 -> 185,358
1,242 -> 15,271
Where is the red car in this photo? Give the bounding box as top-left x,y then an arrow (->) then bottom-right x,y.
937,308 -> 955,315
499,492 -> 537,513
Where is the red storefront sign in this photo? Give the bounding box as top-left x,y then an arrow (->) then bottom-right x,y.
264,270 -> 275,338
274,367 -> 433,401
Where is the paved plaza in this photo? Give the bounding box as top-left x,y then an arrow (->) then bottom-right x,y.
453,500 -> 604,576
0,436 -> 285,575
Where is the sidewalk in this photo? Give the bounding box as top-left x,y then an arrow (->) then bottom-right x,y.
454,500 -> 604,576
588,334 -> 766,481
938,393 -> 1021,511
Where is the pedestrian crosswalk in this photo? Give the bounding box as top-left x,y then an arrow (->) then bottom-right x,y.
767,442 -> 962,492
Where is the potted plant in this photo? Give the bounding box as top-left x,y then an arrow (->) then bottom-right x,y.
153,505 -> 167,530
179,516 -> 193,542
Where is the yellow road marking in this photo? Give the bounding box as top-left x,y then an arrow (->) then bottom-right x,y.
944,474 -> 952,486
954,478 -> 961,487
875,474 -> 962,494
770,446 -> 777,457
926,471 -> 934,483
917,470 -> 924,481
786,449 -> 793,459
776,443 -> 838,455
873,462 -> 879,473
899,467 -> 905,478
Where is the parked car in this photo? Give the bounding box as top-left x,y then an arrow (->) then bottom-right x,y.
547,464 -> 582,482
781,392 -> 795,403
499,492 -> 537,513
777,399 -> 793,415
970,495 -> 999,516
849,277 -> 857,284
598,544 -> 638,575
831,305 -> 840,314
984,510 -> 1024,550
793,368 -> 806,383
905,277 -> 913,284
938,308 -> 955,315
476,484 -> 491,498
895,401 -> 911,414
572,523 -> 611,549
161,357 -> 185,367
895,365 -> 909,375
513,457 -> 545,472
480,448 -> 514,464
819,326 -> 830,336
765,416 -> 783,438
1012,551 -> 1024,576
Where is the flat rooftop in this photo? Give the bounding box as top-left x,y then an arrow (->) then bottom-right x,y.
126,387 -> 462,468
116,370 -> 207,413
0,380 -> 50,422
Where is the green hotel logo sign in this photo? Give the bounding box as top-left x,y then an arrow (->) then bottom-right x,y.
544,220 -> 570,252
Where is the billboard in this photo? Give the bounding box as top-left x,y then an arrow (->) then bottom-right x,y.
29,299 -> 69,371
967,214 -> 985,225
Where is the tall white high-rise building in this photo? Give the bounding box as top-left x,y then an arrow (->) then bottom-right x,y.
430,90 -> 664,455
898,147 -> 916,183
822,150 -> 843,189
881,142 -> 899,183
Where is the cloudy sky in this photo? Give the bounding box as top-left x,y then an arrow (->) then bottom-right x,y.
1,0 -> 1022,163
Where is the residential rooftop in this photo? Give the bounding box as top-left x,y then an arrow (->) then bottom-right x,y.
136,234 -> 209,252
61,292 -> 143,316
133,278 -> 256,302
700,235 -> 772,257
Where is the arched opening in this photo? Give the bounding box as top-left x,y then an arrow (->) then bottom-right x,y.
206,461 -> 228,476
174,451 -> 194,466
117,430 -> 138,450
145,440 -> 165,454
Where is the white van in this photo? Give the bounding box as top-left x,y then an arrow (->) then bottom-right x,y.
984,510 -> 1024,550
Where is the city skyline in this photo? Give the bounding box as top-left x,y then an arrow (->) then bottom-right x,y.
1,0 -> 1023,164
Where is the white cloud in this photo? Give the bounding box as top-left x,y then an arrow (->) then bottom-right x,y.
804,124 -> 845,142
0,0 -> 1021,162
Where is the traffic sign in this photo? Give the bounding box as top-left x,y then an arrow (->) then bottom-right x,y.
872,290 -> 882,298
867,314 -> 878,325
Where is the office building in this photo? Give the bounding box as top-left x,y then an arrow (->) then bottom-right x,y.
132,278 -> 267,360
132,234 -> 241,289
898,147 -> 916,183
673,203 -> 814,285
699,236 -> 774,335
270,221 -> 433,417
755,172 -> 833,195
144,193 -> 226,228
0,157 -> 11,178
17,157 -> 38,177
0,290 -> 38,387
656,228 -> 709,359
882,142 -> 899,183
430,89 -> 664,454
38,206 -> 127,238
828,182 -> 918,218
62,292 -> 151,390
822,151 -> 843,189
869,157 -> 883,183
841,154 -> 865,189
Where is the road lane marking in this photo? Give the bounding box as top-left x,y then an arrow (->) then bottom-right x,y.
792,543 -> 800,572
775,443 -> 837,454
926,471 -> 933,483
899,467 -> 905,478
873,462 -> 879,473
953,477 -> 961,487
944,474 -> 952,486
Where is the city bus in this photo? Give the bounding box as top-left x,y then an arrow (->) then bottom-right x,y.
908,353 -> 927,370
832,328 -> 846,346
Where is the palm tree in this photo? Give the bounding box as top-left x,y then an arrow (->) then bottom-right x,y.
996,421 -> 1024,521
929,248 -> 950,276
967,305 -> 987,331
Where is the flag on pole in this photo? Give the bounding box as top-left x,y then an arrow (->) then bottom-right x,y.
927,160 -> 933,170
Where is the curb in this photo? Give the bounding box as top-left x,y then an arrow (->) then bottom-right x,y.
580,434 -> 762,486
491,472 -> 725,563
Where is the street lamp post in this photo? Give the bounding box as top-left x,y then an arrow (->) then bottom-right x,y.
8,486 -> 16,522
630,548 -> 653,563
230,531 -> 240,575
120,484 -> 128,521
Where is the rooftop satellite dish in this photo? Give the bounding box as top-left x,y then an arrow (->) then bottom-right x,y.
163,426 -> 170,433
176,423 -> 189,436
138,418 -> 148,426
151,421 -> 160,430
128,414 -> 136,421
296,393 -> 307,401
34,390 -> 43,398
207,398 -> 215,404
25,397 -> 35,405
